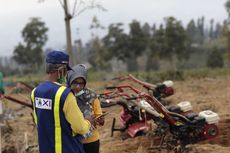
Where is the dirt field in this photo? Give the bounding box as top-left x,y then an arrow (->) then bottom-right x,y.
1,75 -> 230,153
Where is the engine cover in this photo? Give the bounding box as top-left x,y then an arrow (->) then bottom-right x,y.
203,124 -> 219,139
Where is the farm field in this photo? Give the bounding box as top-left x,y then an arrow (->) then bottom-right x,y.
1,75 -> 230,153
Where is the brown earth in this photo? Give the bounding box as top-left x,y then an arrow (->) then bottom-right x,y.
1,75 -> 230,153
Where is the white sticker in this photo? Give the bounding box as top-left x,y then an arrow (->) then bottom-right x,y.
35,97 -> 52,110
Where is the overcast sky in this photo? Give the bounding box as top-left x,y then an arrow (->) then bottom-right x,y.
0,0 -> 228,56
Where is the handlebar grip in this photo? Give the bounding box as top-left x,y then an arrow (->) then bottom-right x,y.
126,97 -> 137,101
112,77 -> 119,80
106,86 -> 116,90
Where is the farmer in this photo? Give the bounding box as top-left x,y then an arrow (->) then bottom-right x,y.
66,64 -> 104,153
31,50 -> 91,153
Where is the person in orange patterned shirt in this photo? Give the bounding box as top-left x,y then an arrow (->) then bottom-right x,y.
66,64 -> 104,153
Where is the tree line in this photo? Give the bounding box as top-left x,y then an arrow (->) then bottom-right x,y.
1,11 -> 230,75
78,16 -> 226,71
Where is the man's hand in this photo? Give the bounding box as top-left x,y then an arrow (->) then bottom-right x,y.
85,116 -> 97,127
86,112 -> 108,127
95,112 -> 108,126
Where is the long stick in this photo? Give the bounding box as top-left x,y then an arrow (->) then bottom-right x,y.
4,95 -> 32,109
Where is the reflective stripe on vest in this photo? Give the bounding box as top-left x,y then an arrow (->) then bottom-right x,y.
31,88 -> 37,125
54,86 -> 66,153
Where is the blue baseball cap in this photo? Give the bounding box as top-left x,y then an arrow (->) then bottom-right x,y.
46,50 -> 72,70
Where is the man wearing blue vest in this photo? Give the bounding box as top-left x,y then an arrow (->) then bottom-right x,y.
31,50 -> 91,153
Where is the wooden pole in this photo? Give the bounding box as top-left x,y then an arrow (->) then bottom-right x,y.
63,0 -> 75,65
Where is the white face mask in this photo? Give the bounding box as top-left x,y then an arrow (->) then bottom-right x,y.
75,90 -> 85,97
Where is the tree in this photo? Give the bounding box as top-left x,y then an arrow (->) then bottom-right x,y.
148,17 -> 190,69
196,16 -> 205,44
13,18 -> 48,71
126,20 -> 147,71
163,17 -> 190,61
0,57 -> 18,76
224,0 -> 230,64
142,23 -> 159,71
151,24 -> 165,54
103,23 -> 129,61
41,0 -> 106,65
88,16 -> 109,70
209,19 -> 214,39
146,24 -> 164,71
206,47 -> 224,68
186,19 -> 196,43
88,38 -> 108,70
142,23 -> 151,39
225,0 -> 230,18
104,20 -> 148,71
214,23 -> 222,38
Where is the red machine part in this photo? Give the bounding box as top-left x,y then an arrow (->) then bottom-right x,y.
105,85 -> 177,126
113,74 -> 156,90
163,86 -> 174,97
119,109 -> 132,127
203,124 -> 219,139
127,121 -> 150,138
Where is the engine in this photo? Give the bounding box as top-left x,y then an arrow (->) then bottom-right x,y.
164,102 -> 220,146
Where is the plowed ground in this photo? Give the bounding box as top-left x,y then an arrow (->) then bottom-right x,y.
2,75 -> 230,153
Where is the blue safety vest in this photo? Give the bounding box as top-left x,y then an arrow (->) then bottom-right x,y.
31,81 -> 85,153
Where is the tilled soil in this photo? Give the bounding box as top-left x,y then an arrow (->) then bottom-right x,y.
1,75 -> 230,153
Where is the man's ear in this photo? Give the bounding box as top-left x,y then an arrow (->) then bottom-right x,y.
57,65 -> 65,71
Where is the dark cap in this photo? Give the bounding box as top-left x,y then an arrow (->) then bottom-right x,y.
46,50 -> 72,70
